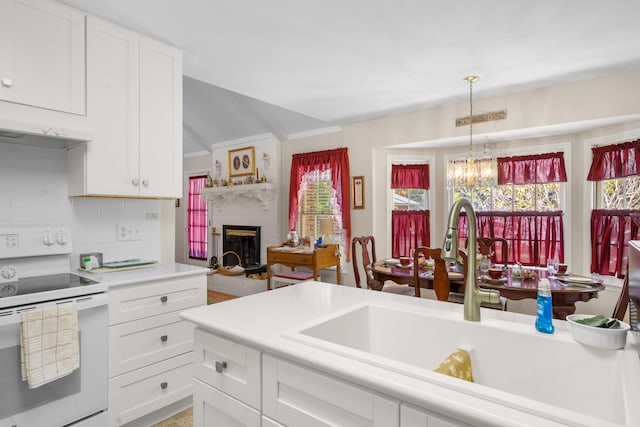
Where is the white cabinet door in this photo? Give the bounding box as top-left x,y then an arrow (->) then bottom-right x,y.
81,15 -> 140,196
193,379 -> 261,427
69,17 -> 182,198
0,0 -> 85,114
400,403 -> 470,427
263,355 -> 400,427
193,329 -> 262,410
138,35 -> 182,198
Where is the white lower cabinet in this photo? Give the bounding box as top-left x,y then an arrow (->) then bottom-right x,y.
400,403 -> 470,427
108,274 -> 206,426
192,329 -> 473,427
193,379 -> 261,427
263,355 -> 399,427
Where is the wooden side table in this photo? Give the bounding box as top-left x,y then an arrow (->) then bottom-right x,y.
266,244 -> 341,290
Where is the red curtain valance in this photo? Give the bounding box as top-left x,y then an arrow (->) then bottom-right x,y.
497,152 -> 567,185
587,139 -> 640,181
288,147 -> 351,260
391,164 -> 429,189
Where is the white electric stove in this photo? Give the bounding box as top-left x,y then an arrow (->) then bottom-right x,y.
0,226 -> 108,427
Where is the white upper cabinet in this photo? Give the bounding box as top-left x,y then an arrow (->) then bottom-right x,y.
0,0 -> 85,115
138,35 -> 183,198
68,15 -> 183,198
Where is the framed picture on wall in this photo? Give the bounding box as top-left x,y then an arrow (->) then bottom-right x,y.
352,176 -> 364,209
228,146 -> 255,178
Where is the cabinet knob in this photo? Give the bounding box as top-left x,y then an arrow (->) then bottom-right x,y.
215,361 -> 227,373
1,77 -> 12,87
160,335 -> 168,342
142,179 -> 150,187
132,179 -> 140,186
160,295 -> 168,303
160,382 -> 168,390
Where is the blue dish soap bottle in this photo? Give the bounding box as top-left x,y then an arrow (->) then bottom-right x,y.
535,278 -> 555,334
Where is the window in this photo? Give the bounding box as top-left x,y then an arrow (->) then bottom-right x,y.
298,169 -> 343,244
588,140 -> 640,277
289,148 -> 351,260
188,175 -> 208,260
451,152 -> 567,266
391,163 -> 430,257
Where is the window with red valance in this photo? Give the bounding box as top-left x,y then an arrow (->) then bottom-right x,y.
452,151 -> 567,266
391,163 -> 430,257
289,148 -> 351,261
587,139 -> 640,277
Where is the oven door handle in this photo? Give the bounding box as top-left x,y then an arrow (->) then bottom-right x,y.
0,292 -> 108,327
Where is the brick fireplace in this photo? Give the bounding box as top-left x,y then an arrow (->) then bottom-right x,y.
222,224 -> 261,268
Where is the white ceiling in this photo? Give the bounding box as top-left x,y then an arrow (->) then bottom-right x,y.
59,0 -> 640,155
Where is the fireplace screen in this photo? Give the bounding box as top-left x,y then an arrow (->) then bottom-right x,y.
222,225 -> 261,268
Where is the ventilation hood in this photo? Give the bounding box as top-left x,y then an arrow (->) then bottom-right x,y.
0,117 -> 93,147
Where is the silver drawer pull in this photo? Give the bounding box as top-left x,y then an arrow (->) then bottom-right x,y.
160,382 -> 168,390
160,295 -> 168,303
160,335 -> 168,342
215,361 -> 227,373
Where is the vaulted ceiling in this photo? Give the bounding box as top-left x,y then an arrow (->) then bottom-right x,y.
59,0 -> 640,155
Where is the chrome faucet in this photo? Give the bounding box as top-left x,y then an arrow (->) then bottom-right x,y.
442,198 -> 501,321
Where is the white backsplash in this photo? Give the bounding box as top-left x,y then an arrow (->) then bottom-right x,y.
0,141 -> 161,269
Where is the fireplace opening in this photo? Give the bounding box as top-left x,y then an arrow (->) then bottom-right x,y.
222,225 -> 261,269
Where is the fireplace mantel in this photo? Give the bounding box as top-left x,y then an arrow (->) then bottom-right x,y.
201,183 -> 276,210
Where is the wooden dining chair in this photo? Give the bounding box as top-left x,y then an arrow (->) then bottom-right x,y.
351,236 -> 414,296
612,268 -> 630,321
413,247 -> 449,300
476,237 -> 509,266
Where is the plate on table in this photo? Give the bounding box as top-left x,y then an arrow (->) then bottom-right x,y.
558,276 -> 601,288
448,272 -> 463,280
395,263 -> 413,270
384,258 -> 400,266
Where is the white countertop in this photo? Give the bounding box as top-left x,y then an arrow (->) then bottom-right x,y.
180,281 -> 640,427
78,262 -> 208,288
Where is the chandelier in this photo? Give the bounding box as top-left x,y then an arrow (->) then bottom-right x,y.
447,76 -> 498,188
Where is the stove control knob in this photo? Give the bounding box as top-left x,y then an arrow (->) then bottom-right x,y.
0,265 -> 18,282
56,233 -> 69,245
43,234 -> 55,246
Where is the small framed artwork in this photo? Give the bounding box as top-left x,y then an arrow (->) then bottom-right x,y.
352,176 -> 365,209
228,146 -> 255,178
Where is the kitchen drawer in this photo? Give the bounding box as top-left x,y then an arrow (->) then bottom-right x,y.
108,352 -> 193,427
268,251 -> 313,265
193,328 -> 261,410
109,276 -> 205,325
109,310 -> 195,377
263,354 -> 399,427
193,379 -> 260,427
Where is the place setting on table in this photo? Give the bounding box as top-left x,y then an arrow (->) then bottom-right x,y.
477,258 -> 606,320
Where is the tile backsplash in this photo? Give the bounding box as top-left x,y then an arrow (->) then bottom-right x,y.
0,141 -> 161,268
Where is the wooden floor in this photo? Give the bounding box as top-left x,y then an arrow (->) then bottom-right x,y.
207,289 -> 238,304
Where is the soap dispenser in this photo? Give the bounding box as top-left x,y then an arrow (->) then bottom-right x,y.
535,278 -> 555,334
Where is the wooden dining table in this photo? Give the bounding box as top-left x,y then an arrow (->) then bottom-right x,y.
370,261 -> 605,320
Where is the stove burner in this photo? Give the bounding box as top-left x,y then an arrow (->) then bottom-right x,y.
0,273 -> 99,298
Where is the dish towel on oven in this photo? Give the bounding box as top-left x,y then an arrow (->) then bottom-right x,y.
20,303 -> 80,389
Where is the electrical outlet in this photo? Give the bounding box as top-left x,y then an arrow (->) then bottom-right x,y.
116,224 -> 141,241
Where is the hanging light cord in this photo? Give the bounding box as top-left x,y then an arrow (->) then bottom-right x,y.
464,75 -> 478,156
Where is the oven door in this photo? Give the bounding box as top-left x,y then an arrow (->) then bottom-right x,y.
0,293 -> 108,427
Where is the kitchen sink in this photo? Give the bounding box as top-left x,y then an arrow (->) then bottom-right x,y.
285,303 -> 633,426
